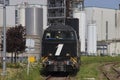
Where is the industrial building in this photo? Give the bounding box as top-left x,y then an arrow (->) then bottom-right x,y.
47,0 -> 72,25
0,2 -> 46,61
47,0 -> 86,53
0,2 -> 47,28
0,0 -> 120,62
85,7 -> 120,56
47,0 -> 120,56
47,0 -> 84,25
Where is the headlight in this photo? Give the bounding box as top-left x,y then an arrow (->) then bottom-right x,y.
66,53 -> 70,56
49,53 -> 52,56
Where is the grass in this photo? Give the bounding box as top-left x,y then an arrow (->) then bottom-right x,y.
0,62 -> 43,80
76,56 -> 120,80
8,62 -> 43,80
1,56 -> 120,80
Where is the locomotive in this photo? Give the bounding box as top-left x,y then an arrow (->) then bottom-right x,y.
41,23 -> 80,72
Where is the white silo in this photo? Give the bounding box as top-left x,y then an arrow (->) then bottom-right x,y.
73,10 -> 86,53
87,24 -> 97,55
15,2 -> 29,26
25,7 -> 43,36
25,7 -> 43,60
15,2 -> 47,29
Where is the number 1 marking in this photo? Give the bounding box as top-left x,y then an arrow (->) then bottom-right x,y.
55,44 -> 64,56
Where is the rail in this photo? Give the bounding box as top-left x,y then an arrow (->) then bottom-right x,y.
100,62 -> 120,80
45,75 -> 71,80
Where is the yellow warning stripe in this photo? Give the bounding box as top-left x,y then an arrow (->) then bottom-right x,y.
71,57 -> 77,64
41,57 -> 48,62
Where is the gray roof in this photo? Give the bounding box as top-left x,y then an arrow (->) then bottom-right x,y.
45,23 -> 74,32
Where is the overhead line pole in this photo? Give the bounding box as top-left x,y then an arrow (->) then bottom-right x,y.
2,0 -> 6,75
1,0 -> 8,76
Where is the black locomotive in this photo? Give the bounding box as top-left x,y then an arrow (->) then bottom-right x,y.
41,23 -> 80,72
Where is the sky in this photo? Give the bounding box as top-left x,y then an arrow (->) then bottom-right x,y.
9,0 -> 120,9
85,0 -> 120,9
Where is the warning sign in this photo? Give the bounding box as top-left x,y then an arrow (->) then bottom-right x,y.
28,56 -> 35,63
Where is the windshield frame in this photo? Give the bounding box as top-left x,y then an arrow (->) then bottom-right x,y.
44,31 -> 76,40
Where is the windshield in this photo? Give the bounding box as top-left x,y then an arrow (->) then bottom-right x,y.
45,31 -> 75,40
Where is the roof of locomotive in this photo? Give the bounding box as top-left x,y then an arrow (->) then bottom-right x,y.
45,23 -> 75,32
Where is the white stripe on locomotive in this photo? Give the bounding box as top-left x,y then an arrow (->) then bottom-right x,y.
55,44 -> 64,56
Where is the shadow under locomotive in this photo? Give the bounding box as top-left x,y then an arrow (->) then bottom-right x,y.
41,23 -> 81,74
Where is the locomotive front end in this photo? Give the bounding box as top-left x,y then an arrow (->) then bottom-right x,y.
41,24 -> 80,72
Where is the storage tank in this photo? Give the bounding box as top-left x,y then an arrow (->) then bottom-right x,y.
25,7 -> 43,36
87,24 -> 97,55
25,7 -> 43,60
73,11 -> 86,53
15,2 -> 29,26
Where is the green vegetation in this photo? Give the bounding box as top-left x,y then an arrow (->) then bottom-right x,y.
0,63 -> 22,68
8,62 -> 43,80
6,25 -> 26,63
0,62 -> 43,80
1,56 -> 120,80
76,56 -> 120,80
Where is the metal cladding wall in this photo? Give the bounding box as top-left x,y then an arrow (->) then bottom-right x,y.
0,6 -> 15,27
87,24 -> 97,55
85,7 -> 120,55
73,11 -> 86,52
85,7 -> 117,41
25,7 -> 43,36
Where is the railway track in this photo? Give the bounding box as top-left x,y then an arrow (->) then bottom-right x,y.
112,67 -> 120,78
45,75 -> 71,80
100,62 -> 120,80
